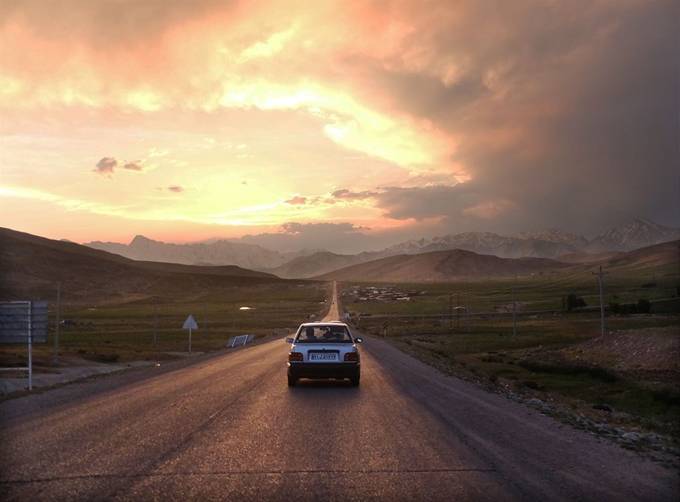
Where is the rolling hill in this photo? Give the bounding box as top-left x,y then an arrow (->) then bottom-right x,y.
0,228 -> 286,305
311,241 -> 680,283
267,251 -> 366,279
312,249 -> 571,282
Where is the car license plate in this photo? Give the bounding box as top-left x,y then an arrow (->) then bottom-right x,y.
310,353 -> 338,361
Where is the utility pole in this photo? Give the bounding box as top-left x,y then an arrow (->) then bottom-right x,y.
512,263 -> 517,338
466,292 -> 471,332
449,294 -> 453,330
457,293 -> 461,329
153,296 -> 158,347
53,282 -> 61,364
512,285 -> 517,338
593,266 -> 609,336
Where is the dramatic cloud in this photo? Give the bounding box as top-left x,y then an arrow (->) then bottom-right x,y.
1,0 -> 677,248
375,185 -> 467,221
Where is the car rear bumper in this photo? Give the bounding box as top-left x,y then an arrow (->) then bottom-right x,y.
288,361 -> 360,380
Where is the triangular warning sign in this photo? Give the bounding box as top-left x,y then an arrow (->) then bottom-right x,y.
183,315 -> 198,330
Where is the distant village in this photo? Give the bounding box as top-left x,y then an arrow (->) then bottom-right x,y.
343,285 -> 427,303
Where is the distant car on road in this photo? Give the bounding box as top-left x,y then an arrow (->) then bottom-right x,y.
285,322 -> 362,387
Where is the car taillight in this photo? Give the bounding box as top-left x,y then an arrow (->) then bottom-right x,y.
344,352 -> 359,362
289,352 -> 303,362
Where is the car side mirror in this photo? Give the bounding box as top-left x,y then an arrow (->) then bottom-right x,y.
285,338 -> 294,343
354,337 -> 362,343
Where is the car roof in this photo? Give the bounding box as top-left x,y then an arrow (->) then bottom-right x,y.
299,321 -> 349,328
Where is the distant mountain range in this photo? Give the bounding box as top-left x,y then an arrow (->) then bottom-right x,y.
83,218 -> 679,279
2,227 -> 677,301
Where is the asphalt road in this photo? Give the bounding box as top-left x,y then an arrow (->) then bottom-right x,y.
1,328 -> 678,502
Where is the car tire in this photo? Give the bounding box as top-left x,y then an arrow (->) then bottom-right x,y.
287,375 -> 297,387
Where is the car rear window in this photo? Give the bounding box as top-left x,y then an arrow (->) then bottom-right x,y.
296,325 -> 352,343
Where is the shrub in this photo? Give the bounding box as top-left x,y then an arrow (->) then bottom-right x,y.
565,294 -> 587,312
518,360 -> 618,383
652,388 -> 680,406
637,298 -> 651,314
588,366 -> 618,383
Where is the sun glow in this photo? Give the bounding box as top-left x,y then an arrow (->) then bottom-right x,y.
3,0 -> 665,247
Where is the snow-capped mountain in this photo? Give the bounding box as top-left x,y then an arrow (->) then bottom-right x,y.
83,218 -> 679,276
585,218 -> 679,253
373,219 -> 677,260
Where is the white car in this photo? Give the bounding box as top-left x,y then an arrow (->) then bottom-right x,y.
286,322 -> 362,386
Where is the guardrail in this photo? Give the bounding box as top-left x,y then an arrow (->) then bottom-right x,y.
227,334 -> 255,348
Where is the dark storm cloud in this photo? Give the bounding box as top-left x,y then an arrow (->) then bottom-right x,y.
326,183 -> 491,224
351,0 -> 679,235
374,185 -> 470,221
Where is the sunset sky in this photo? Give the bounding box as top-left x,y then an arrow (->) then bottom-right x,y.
1,0 -> 678,254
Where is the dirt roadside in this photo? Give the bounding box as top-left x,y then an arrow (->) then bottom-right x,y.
387,324 -> 680,470
0,357 -> 156,396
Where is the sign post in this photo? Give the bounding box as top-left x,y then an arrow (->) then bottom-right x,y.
0,301 -> 48,391
183,314 -> 198,354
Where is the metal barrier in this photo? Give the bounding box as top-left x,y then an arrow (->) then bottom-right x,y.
227,334 -> 255,348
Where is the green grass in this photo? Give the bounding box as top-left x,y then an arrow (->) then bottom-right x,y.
1,282 -> 330,365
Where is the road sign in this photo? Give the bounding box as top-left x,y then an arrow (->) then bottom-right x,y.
183,315 -> 198,354
183,315 -> 198,330
0,301 -> 48,391
0,301 -> 48,344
